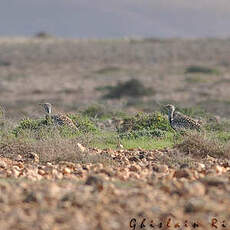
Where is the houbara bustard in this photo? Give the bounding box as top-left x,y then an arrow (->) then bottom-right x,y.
165,104 -> 201,131
39,103 -> 78,130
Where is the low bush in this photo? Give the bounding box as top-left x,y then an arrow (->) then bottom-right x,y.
185,65 -> 219,74
175,132 -> 224,158
34,31 -> 53,39
103,79 -> 155,99
12,114 -> 98,138
12,118 -> 48,137
0,60 -> 11,66
0,137 -> 114,165
95,66 -> 121,75
69,114 -> 98,133
119,112 -> 172,139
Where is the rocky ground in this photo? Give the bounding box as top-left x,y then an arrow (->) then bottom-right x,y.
0,145 -> 230,230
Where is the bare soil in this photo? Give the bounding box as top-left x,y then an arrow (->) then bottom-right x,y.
1,38 -> 230,119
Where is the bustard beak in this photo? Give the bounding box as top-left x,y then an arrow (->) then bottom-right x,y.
38,103 -> 52,106
164,104 -> 170,109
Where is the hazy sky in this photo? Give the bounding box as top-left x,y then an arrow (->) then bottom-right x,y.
1,0 -> 230,38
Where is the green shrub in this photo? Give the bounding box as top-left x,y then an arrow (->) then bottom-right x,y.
95,66 -> 121,75
102,79 -> 155,99
12,114 -> 98,139
0,60 -> 11,66
69,114 -> 98,133
12,118 -> 48,137
185,65 -> 219,74
34,31 -> 53,39
119,112 -> 172,139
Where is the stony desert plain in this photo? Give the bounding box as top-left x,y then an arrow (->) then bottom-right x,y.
0,37 -> 230,229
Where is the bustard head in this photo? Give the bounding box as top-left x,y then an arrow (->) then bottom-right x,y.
165,104 -> 175,112
39,102 -> 52,114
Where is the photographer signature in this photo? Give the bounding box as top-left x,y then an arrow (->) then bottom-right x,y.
129,217 -> 227,229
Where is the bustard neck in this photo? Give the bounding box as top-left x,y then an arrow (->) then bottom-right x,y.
45,105 -> 52,123
168,106 -> 175,124
44,104 -> 52,115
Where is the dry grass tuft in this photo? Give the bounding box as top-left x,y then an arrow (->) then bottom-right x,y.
0,137 -> 114,165
0,138 -> 34,159
175,132 -> 225,158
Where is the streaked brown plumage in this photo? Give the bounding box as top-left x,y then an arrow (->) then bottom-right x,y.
165,104 -> 201,131
40,103 -> 78,130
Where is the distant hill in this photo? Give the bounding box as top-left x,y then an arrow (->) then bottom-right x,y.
1,0 -> 230,38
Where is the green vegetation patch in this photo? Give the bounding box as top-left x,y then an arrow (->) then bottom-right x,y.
119,112 -> 172,139
69,114 -> 98,133
12,118 -> 48,137
95,66 -> 121,75
0,59 -> 11,66
185,65 -> 219,74
102,79 -> 155,99
87,131 -> 173,150
121,134 -> 174,150
6,105 -> 230,154
12,113 -> 99,139
185,76 -> 210,84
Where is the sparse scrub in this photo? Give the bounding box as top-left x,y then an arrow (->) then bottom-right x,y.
95,66 -> 121,75
102,79 -> 155,99
81,104 -> 125,120
0,59 -> 11,66
4,104 -> 230,154
0,137 -> 114,165
1,39 -> 230,230
13,114 -> 98,138
175,132 -> 225,158
153,146 -> 198,168
12,118 -> 48,137
12,118 -> 78,140
185,65 -> 219,74
34,31 -> 53,39
36,138 -> 113,164
205,119 -> 230,132
185,76 -> 210,84
215,131 -> 230,143
120,112 -> 171,134
69,113 -> 98,133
